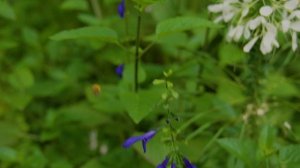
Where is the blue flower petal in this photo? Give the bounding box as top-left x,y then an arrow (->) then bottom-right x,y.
171,163 -> 176,168
157,157 -> 169,168
118,0 -> 125,18
183,158 -> 197,168
122,136 -> 142,148
115,64 -> 124,77
141,130 -> 156,153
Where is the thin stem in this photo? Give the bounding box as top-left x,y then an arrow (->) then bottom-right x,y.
134,11 -> 142,92
90,0 -> 102,19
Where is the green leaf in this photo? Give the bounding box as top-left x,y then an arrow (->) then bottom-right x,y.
217,79 -> 246,104
122,63 -> 146,84
156,16 -> 221,37
120,88 -> 162,123
0,1 -> 16,20
50,27 -> 118,43
219,43 -> 246,66
279,145 -> 300,166
0,147 -> 17,162
262,73 -> 298,97
8,67 -> 35,90
217,138 -> 258,167
258,125 -> 276,156
132,0 -> 163,7
58,103 -> 108,127
0,122 -> 23,146
61,0 -> 89,11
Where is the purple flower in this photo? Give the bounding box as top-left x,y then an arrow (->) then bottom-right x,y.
157,157 -> 169,168
123,130 -> 156,153
115,64 -> 124,77
183,158 -> 197,168
171,163 -> 176,168
118,0 -> 125,18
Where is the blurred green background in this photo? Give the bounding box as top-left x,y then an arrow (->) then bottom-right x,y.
1,0 -> 300,167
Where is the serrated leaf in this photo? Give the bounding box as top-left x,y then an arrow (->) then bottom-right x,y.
0,1 -> 16,20
156,17 -> 221,37
50,27 -> 118,42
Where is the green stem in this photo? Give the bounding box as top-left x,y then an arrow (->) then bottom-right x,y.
134,11 -> 142,92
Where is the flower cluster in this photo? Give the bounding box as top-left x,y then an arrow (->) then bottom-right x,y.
123,130 -> 197,168
157,156 -> 197,168
208,0 -> 300,54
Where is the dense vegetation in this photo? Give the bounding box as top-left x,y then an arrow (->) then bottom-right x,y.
0,0 -> 300,167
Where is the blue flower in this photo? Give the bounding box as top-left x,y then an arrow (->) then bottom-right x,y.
123,130 -> 156,153
118,0 -> 125,18
171,163 -> 176,168
157,157 -> 169,168
115,64 -> 124,77
183,158 -> 197,168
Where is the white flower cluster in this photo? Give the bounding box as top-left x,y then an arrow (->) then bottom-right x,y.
208,0 -> 300,54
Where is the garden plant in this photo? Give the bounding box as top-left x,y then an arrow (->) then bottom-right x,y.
0,0 -> 300,168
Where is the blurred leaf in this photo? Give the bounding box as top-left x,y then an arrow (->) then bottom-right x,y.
61,0 -> 89,11
0,1 -> 16,20
81,158 -> 104,168
279,145 -> 300,166
258,125 -> 276,156
8,67 -> 35,90
219,43 -> 246,66
50,27 -> 118,43
262,73 -> 298,97
122,63 -> 146,84
0,122 -> 23,146
21,147 -> 47,168
58,103 -> 108,127
217,79 -> 245,104
0,147 -> 17,162
217,138 -> 258,167
156,16 -> 220,37
29,80 -> 67,97
120,88 -> 162,123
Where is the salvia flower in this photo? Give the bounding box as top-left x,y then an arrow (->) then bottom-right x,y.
157,157 -> 169,168
118,0 -> 125,18
123,130 -> 156,153
183,158 -> 197,168
115,64 -> 124,78
208,0 -> 300,54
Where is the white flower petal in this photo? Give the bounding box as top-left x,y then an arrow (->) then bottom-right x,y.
292,32 -> 298,51
243,27 -> 251,39
290,21 -> 300,31
284,0 -> 299,11
214,15 -> 224,23
223,11 -> 235,22
234,25 -> 244,41
248,16 -> 264,30
243,36 -> 259,52
289,10 -> 300,19
227,26 -> 237,41
241,7 -> 249,17
259,6 -> 273,17
281,20 -> 291,33
208,4 -> 224,13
